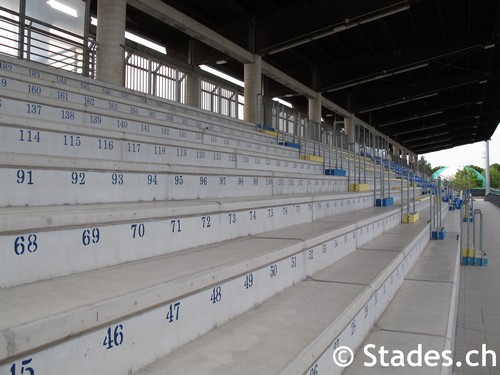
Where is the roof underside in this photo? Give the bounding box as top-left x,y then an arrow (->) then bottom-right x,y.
95,0 -> 500,154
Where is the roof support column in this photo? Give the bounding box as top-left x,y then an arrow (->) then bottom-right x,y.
344,116 -> 355,145
96,0 -> 126,86
394,143 -> 400,160
485,141 -> 490,195
244,55 -> 262,124
186,73 -> 201,109
308,93 -> 322,141
186,41 -> 200,108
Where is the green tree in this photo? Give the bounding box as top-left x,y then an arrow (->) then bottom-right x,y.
489,164 -> 500,188
451,167 -> 483,190
468,164 -> 484,175
431,165 -> 446,175
418,156 -> 433,176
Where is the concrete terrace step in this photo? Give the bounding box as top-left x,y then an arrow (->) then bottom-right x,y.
1,64 -> 299,157
1,191 -> 380,287
0,56 -> 403,180
0,57 -> 279,148
0,61 -> 379,173
0,88 -> 299,161
0,153 -> 348,207
133,207 -> 434,375
0,203 -> 408,373
0,111 -> 324,175
345,209 -> 459,375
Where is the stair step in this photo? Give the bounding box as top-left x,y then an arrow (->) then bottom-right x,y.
1,192 -> 378,287
345,207 -> 458,374
134,211 -> 432,375
0,204 -> 410,371
0,153 -> 348,207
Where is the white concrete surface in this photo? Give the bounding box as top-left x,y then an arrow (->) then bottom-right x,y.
133,209 -> 432,375
454,200 -> 500,375
0,73 -> 298,158
0,55 -> 431,375
1,192 -> 375,286
0,202 -> 404,371
0,153 -> 350,207
345,208 -> 460,375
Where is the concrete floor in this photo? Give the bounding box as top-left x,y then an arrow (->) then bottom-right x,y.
454,199 -> 500,375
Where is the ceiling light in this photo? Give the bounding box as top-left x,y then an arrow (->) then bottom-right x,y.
358,93 -> 438,113
46,0 -> 78,18
266,5 -> 410,55
125,31 -> 167,54
327,63 -> 429,92
216,59 -> 228,65
483,44 -> 495,50
478,80 -> 488,84
273,97 -> 293,108
199,65 -> 244,87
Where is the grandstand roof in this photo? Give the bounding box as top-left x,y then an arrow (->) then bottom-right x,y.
96,0 -> 500,154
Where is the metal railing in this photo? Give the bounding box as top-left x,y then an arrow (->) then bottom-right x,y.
490,187 -> 500,195
0,6 -> 96,77
124,46 -> 243,119
1,6 -> 419,189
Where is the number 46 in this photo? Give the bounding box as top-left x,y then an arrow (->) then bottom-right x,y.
103,324 -> 124,350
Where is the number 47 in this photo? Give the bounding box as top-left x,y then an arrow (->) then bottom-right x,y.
166,302 -> 181,323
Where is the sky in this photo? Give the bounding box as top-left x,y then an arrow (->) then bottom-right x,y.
422,125 -> 500,171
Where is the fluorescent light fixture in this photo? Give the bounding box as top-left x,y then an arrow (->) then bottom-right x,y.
478,80 -> 488,84
91,18 -> 167,54
483,43 -> 495,50
393,122 -> 447,136
273,97 -> 293,108
267,4 -> 410,55
358,92 -> 438,113
199,65 -> 244,88
47,0 -> 77,18
476,101 -> 483,105
125,31 -> 166,54
216,59 -> 228,65
378,110 -> 443,127
327,63 -> 429,92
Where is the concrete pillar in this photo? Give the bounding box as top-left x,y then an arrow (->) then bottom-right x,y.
186,74 -> 200,108
186,40 -> 200,108
96,0 -> 126,86
485,141 -> 490,195
308,94 -> 322,141
244,55 -> 262,124
345,116 -> 355,145
393,143 -> 400,162
403,149 -> 408,167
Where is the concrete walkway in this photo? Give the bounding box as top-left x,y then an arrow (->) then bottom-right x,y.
345,208 -> 460,375
454,199 -> 500,375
